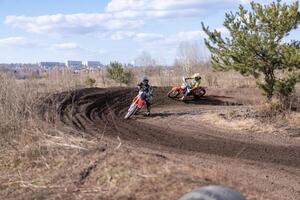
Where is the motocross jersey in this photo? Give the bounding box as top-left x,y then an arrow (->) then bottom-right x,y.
137,82 -> 152,94
185,77 -> 201,89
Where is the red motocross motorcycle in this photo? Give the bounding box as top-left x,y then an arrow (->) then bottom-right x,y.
124,92 -> 147,119
168,78 -> 206,100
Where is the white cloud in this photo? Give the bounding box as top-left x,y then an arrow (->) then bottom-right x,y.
107,0 -> 251,19
146,30 -> 206,46
175,31 -> 206,40
112,8 -> 207,19
5,13 -> 144,35
4,0 -> 253,36
240,0 -> 251,4
0,37 -> 25,45
134,33 -> 165,42
107,0 -> 228,12
4,0 -> 252,37
110,31 -> 164,42
110,31 -> 136,40
0,36 -> 42,47
110,30 -> 205,46
53,42 -> 79,50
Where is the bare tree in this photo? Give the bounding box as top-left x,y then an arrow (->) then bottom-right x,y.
134,51 -> 156,67
175,41 -> 202,74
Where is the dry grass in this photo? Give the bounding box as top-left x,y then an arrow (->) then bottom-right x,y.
0,70 -> 89,193
197,111 -> 277,133
0,70 -> 85,146
286,112 -> 300,127
196,106 -> 300,138
0,70 -> 101,199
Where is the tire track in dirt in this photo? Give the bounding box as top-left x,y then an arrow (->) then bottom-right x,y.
40,87 -> 300,168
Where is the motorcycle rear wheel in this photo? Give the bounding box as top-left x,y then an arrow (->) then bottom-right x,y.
194,88 -> 206,99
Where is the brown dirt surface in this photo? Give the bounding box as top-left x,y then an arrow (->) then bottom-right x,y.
41,87 -> 299,166
3,87 -> 299,199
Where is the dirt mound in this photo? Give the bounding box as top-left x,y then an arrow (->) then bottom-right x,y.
39,87 -> 300,168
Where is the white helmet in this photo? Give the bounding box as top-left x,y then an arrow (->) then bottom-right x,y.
192,73 -> 201,80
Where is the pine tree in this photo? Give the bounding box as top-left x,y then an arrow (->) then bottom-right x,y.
202,0 -> 300,103
107,62 -> 132,85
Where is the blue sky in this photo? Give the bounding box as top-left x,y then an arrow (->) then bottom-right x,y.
0,0 -> 299,64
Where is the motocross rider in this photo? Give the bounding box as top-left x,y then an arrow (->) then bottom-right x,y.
181,73 -> 202,100
137,77 -> 153,116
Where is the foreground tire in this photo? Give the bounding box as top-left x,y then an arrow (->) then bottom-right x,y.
124,104 -> 139,119
167,90 -> 181,99
179,185 -> 245,200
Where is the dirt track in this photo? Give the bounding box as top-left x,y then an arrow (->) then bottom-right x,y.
35,87 -> 300,199
40,87 -> 300,168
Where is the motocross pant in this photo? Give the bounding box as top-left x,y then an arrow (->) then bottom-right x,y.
139,91 -> 152,113
183,85 -> 192,96
146,100 -> 151,113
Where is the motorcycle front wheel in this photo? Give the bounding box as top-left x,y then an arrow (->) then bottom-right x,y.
124,104 -> 140,119
167,90 -> 181,99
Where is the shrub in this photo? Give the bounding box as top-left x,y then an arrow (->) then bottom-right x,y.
85,76 -> 96,87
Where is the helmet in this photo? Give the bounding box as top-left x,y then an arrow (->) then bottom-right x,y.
193,73 -> 201,80
142,76 -> 149,82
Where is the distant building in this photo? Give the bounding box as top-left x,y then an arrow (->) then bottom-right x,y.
83,61 -> 102,68
39,62 -> 65,69
66,60 -> 83,69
